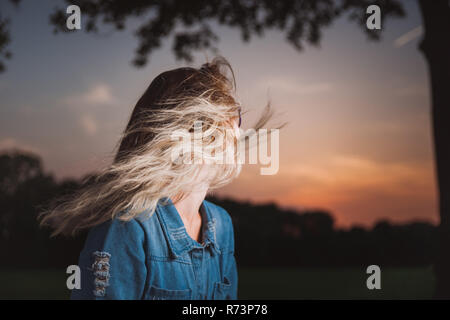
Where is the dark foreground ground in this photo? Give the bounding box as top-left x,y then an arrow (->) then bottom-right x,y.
0,267 -> 434,299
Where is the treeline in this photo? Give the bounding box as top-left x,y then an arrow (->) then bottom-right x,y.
0,150 -> 437,268
210,197 -> 437,267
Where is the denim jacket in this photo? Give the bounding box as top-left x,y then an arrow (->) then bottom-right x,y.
70,199 -> 238,300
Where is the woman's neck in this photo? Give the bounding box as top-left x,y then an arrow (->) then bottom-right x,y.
174,189 -> 207,218
173,187 -> 207,243
174,187 -> 208,224
173,165 -> 212,241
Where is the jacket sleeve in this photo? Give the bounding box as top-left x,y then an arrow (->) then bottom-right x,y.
227,251 -> 238,300
223,210 -> 238,300
70,218 -> 148,300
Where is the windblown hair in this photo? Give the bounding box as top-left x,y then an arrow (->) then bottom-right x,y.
39,56 -> 273,237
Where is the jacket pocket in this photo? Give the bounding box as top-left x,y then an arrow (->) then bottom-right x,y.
146,285 -> 192,300
212,276 -> 232,300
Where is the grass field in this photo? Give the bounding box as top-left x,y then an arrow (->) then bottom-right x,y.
0,267 -> 435,299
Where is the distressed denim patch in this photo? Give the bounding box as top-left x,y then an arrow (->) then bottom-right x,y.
92,251 -> 111,297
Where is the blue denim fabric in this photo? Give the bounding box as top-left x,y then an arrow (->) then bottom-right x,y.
70,198 -> 238,300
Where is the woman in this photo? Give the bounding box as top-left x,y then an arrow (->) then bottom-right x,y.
39,56 -> 271,300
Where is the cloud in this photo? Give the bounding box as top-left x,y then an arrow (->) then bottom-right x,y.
79,114 -> 97,136
61,84 -> 115,135
284,154 -> 434,209
84,84 -> 114,104
256,76 -> 333,96
394,25 -> 423,48
49,82 -> 124,138
277,154 -> 436,226
298,155 -> 429,191
0,137 -> 41,155
64,83 -> 115,107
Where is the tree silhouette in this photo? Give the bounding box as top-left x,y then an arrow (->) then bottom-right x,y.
0,0 -> 448,297
0,150 -> 88,268
0,0 -> 20,72
417,0 -> 450,299
47,0 -> 404,66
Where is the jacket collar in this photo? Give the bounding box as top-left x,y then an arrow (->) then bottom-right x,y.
155,198 -> 221,258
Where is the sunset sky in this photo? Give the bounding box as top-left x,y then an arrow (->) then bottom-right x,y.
0,0 -> 437,228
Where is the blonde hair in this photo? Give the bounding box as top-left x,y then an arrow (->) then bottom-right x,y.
39,56 -> 273,237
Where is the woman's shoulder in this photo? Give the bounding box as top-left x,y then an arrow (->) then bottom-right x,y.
84,213 -> 149,251
203,200 -> 233,225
